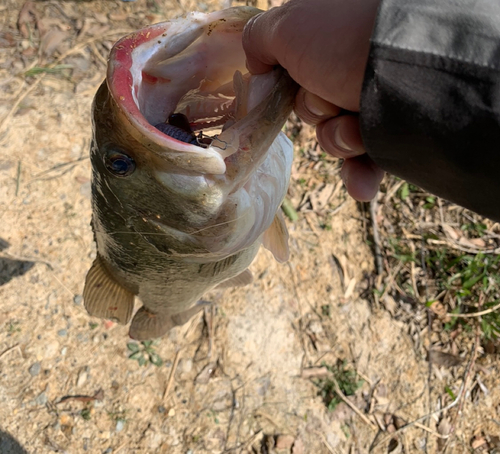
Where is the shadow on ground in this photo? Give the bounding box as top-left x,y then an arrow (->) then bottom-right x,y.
0,429 -> 28,454
0,237 -> 35,286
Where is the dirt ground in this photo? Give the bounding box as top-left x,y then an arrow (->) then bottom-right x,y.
1,1 -> 500,453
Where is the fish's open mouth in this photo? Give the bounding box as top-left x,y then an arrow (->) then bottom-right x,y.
107,8 -> 277,169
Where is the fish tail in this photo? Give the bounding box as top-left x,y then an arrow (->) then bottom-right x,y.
129,302 -> 209,340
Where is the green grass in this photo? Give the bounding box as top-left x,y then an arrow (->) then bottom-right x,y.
313,360 -> 364,412
127,341 -> 163,367
381,175 -> 500,342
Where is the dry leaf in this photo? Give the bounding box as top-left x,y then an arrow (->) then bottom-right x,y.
427,349 -> 463,368
301,366 -> 329,379
109,12 -> 128,21
442,223 -> 460,241
40,29 -> 68,58
344,277 -> 356,299
17,1 -> 38,39
471,435 -> 487,450
310,183 -> 335,212
275,435 -> 294,449
428,301 -> 447,318
292,437 -> 305,454
195,362 -> 216,384
0,32 -> 15,48
93,12 -> 109,25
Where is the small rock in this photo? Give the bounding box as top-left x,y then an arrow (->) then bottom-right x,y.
115,420 -> 125,432
61,347 -> 67,356
28,362 -> 41,376
168,408 -> 175,417
73,294 -> 83,305
77,369 -> 88,387
57,329 -> 67,337
181,359 -> 193,374
80,181 -> 91,198
44,341 -> 59,359
103,449 -> 113,454
158,405 -> 166,413
35,392 -> 47,406
308,320 -> 323,334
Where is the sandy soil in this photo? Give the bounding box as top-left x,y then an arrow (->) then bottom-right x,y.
1,1 -> 499,453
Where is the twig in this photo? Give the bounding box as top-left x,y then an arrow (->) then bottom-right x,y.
29,155 -> 88,183
314,430 -> 338,454
0,343 -> 20,360
446,300 -> 500,318
331,378 -> 377,431
371,320 -> 481,452
57,388 -> 104,404
163,350 -> 181,401
15,161 -> 21,196
442,295 -> 483,452
90,42 -> 108,66
370,197 -> 384,275
371,392 -> 461,450
222,429 -> 262,453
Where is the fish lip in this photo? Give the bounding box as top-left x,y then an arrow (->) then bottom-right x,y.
105,15 -> 230,175
106,22 -> 216,156
104,9 -> 261,175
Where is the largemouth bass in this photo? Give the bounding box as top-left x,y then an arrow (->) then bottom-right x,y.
83,7 -> 298,340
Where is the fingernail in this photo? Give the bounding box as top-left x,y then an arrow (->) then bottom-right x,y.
304,91 -> 328,117
334,126 -> 352,152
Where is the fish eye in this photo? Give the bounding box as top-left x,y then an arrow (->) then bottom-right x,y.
104,149 -> 136,177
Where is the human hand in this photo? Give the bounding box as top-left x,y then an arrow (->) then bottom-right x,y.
243,0 -> 385,201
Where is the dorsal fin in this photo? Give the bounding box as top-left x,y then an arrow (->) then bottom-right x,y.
216,269 -> 253,289
83,255 -> 134,324
262,210 -> 290,263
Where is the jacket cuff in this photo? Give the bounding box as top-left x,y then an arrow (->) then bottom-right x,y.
360,0 -> 500,220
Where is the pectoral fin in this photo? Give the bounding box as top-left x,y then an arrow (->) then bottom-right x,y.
262,210 -> 289,263
83,256 -> 134,324
216,269 -> 253,288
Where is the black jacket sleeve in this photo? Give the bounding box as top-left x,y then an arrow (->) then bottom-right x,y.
360,0 -> 500,221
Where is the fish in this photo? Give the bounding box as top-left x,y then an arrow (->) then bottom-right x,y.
82,7 -> 298,340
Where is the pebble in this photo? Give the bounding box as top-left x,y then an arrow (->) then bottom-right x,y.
61,347 -> 67,356
158,405 -> 166,414
308,320 -> 323,334
80,181 -> 91,198
181,359 -> 193,374
77,369 -> 88,387
44,341 -> 60,359
35,392 -> 47,406
57,329 -> 67,337
115,420 -> 125,432
73,294 -> 83,305
28,362 -> 41,376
